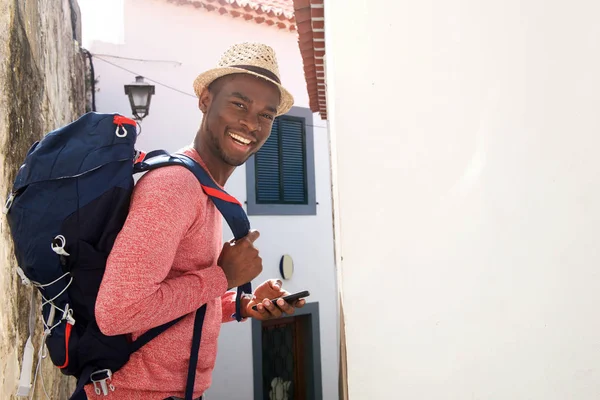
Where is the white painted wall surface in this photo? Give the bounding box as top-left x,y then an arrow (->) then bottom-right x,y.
85,0 -> 338,399
326,0 -> 600,399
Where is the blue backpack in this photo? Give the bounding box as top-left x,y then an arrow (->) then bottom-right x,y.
3,112 -> 252,400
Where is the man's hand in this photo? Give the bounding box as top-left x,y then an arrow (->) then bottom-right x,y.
241,279 -> 306,320
218,230 -> 262,289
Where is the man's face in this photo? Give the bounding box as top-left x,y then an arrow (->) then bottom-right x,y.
199,74 -> 281,167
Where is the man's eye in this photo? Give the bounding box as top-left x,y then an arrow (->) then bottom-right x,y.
233,102 -> 246,109
262,114 -> 274,120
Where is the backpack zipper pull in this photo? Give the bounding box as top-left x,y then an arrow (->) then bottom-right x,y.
3,192 -> 15,214
113,115 -> 136,138
62,304 -> 76,325
16,266 -> 31,286
51,235 -> 70,257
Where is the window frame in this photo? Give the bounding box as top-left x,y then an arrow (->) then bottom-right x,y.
245,106 -> 317,216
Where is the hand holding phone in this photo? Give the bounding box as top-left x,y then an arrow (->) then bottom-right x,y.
251,290 -> 310,312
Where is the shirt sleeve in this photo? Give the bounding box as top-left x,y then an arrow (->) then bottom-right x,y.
220,291 -> 249,323
95,167 -> 229,336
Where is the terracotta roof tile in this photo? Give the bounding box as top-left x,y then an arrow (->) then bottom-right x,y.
292,0 -> 327,119
166,0 -> 297,31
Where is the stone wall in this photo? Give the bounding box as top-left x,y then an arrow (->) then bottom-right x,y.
0,0 -> 86,398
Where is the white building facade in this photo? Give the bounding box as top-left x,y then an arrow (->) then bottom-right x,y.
85,0 -> 338,399
299,0 -> 600,398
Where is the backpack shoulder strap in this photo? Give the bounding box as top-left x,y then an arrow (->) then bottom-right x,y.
173,154 -> 251,241
134,152 -> 251,241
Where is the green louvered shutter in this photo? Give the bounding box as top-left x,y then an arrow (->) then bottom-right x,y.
254,116 -> 307,204
280,117 -> 307,203
255,118 -> 281,203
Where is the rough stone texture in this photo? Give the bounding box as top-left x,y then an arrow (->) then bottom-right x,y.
0,0 -> 85,398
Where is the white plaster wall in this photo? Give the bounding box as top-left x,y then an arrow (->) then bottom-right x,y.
86,0 -> 338,399
326,0 -> 600,399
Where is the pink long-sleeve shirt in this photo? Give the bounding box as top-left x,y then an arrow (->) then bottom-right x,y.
85,146 -> 240,400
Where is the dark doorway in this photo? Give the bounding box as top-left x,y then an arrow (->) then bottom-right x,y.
252,302 -> 322,400
261,315 -> 309,399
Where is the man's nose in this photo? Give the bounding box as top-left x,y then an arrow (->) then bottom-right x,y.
240,114 -> 260,132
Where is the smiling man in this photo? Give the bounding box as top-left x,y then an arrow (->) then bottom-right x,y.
88,43 -> 305,400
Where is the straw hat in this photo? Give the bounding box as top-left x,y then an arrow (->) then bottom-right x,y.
193,43 -> 294,116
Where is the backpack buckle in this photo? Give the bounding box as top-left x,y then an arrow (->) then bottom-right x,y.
90,369 -> 115,396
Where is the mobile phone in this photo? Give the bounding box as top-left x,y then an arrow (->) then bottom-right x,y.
252,290 -> 310,311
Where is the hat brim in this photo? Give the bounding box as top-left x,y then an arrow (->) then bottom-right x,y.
193,67 -> 294,116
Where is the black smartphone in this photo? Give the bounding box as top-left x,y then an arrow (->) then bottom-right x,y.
252,290 -> 310,311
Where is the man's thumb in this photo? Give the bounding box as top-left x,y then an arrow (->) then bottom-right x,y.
245,229 -> 260,244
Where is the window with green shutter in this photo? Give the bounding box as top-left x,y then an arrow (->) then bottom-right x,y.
255,116 -> 308,205
246,106 -> 316,216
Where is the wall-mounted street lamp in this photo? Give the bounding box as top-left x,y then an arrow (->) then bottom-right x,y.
124,76 -> 155,120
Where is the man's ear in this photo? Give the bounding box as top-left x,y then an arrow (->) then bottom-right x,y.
199,88 -> 212,113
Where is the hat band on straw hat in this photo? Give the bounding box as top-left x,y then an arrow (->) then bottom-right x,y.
231,65 -> 281,84
193,42 -> 295,115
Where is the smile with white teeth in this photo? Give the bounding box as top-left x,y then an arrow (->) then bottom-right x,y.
229,132 -> 252,146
